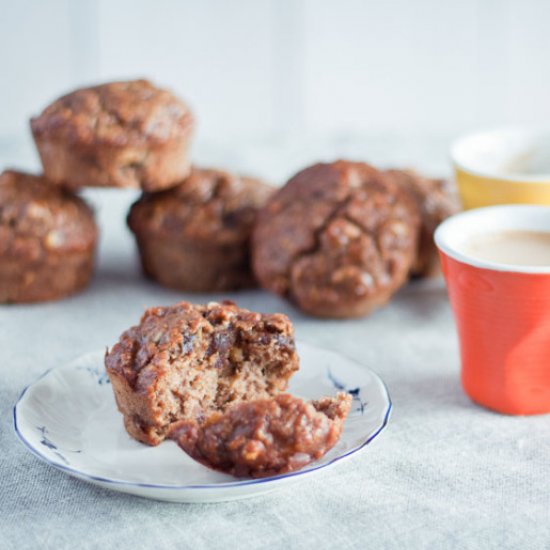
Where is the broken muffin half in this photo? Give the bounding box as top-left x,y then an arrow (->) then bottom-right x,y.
171,392 -> 352,478
105,300 -> 299,445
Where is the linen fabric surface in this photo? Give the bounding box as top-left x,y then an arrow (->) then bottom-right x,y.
1,142 -> 549,550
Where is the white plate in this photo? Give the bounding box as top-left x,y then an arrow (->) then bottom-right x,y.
13,342 -> 391,503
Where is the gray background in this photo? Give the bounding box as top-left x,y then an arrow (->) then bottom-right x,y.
3,0 -> 550,154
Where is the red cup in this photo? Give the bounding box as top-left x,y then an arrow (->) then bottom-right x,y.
435,205 -> 550,415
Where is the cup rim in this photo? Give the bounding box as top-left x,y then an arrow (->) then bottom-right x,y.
450,127 -> 550,184
434,204 -> 550,274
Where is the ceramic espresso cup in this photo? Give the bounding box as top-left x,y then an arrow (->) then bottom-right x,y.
435,205 -> 550,415
451,128 -> 550,210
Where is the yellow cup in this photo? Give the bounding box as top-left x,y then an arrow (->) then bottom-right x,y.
451,129 -> 550,210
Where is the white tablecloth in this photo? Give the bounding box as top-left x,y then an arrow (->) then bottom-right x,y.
1,139 -> 549,549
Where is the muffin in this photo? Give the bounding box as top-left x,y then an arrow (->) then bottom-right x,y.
105,300 -> 299,446
128,167 -> 273,291
30,80 -> 194,191
172,392 -> 352,478
0,170 -> 97,303
386,169 -> 460,277
252,161 -> 420,318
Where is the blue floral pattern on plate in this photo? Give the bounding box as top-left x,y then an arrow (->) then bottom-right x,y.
327,368 -> 368,414
36,426 -> 81,465
78,364 -> 111,385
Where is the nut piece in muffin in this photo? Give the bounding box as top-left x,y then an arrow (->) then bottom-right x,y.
252,160 -> 420,318
128,167 -> 273,291
386,169 -> 460,277
0,170 -> 97,303
171,392 -> 351,478
105,300 -> 299,446
30,80 -> 194,191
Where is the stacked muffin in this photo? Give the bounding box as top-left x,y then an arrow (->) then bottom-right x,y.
30,80 -> 195,191
1,79 -> 273,303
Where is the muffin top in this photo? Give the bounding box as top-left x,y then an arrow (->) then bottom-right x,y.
30,80 -> 194,147
105,300 -> 296,390
0,170 -> 97,258
252,160 -> 420,317
128,167 -> 273,245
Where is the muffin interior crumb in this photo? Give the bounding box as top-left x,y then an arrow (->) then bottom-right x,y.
106,301 -> 298,444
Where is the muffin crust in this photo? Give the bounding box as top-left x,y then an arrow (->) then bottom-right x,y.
128,167 -> 273,291
172,392 -> 352,478
252,161 -> 420,318
0,170 -> 97,303
105,300 -> 299,446
31,80 -> 195,190
386,169 -> 460,277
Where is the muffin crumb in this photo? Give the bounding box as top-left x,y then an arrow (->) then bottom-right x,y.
105,300 -> 299,446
